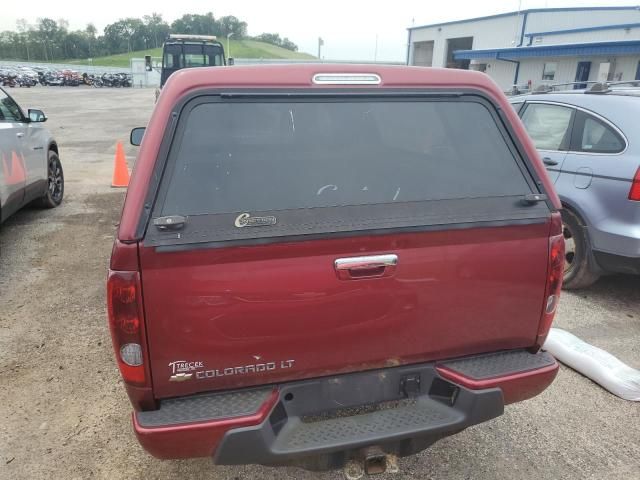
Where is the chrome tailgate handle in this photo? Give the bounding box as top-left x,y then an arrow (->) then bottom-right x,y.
334,254 -> 398,279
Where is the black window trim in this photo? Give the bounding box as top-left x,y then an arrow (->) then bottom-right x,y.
519,100 -> 576,153
511,101 -> 525,114
134,88 -> 555,243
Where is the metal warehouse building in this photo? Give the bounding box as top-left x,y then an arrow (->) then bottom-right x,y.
407,6 -> 640,92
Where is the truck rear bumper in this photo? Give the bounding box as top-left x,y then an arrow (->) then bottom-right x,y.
133,349 -> 557,465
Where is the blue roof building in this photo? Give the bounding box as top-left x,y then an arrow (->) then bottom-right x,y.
407,6 -> 640,92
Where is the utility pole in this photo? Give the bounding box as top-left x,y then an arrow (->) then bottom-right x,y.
374,34 -> 378,62
318,37 -> 324,59
227,32 -> 234,59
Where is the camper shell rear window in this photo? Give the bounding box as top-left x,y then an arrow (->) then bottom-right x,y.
145,92 -> 548,247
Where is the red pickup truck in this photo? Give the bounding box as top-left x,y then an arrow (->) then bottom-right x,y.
108,64 -> 563,473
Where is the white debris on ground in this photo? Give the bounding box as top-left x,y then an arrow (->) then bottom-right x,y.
544,328 -> 640,401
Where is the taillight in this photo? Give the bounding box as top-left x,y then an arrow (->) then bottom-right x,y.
535,212 -> 564,348
107,270 -> 149,386
629,167 -> 640,201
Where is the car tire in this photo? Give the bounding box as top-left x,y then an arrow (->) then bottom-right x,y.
37,150 -> 64,208
562,208 -> 600,289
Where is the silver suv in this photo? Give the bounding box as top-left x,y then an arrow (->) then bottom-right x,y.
511,84 -> 640,288
0,87 -> 63,223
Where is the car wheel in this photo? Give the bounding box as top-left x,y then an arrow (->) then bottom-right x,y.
562,208 -> 600,289
37,150 -> 64,208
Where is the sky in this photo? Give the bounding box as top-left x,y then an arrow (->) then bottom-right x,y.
0,0 -> 635,61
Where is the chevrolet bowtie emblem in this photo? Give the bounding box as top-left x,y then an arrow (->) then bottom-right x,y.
169,372 -> 193,382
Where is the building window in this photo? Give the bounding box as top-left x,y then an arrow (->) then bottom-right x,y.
542,63 -> 557,81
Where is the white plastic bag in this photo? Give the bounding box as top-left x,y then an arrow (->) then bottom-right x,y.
543,328 -> 640,401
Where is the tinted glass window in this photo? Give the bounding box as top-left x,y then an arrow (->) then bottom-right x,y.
203,46 -> 224,66
160,100 -> 532,216
163,45 -> 182,69
521,103 -> 573,151
184,53 -> 208,67
183,45 -> 207,67
579,115 -> 624,153
0,89 -> 23,122
164,45 -> 224,68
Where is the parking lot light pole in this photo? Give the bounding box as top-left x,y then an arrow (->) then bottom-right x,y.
227,33 -> 234,60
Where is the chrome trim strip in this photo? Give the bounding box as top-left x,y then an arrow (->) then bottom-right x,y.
334,254 -> 398,270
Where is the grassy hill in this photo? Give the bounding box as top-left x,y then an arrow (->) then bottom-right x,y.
68,38 -> 314,67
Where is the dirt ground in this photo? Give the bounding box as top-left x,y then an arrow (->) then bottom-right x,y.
1,87 -> 639,480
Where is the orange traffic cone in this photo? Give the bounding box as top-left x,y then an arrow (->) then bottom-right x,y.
1,151 -> 27,185
11,152 -> 27,184
111,141 -> 130,188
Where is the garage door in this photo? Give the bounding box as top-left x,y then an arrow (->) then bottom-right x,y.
413,41 -> 434,67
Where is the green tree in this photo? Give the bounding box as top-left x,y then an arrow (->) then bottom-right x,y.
57,19 -> 70,58
143,13 -> 170,48
103,18 -> 145,53
253,32 -> 298,51
37,17 -> 58,61
15,19 -> 33,60
170,12 -> 218,36
85,23 -> 97,57
281,38 -> 298,52
0,11 -> 299,61
0,31 -> 21,59
218,15 -> 247,38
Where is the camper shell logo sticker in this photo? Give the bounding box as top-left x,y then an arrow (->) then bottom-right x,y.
234,213 -> 277,228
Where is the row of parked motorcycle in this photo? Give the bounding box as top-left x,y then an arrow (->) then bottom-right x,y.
0,65 -> 132,88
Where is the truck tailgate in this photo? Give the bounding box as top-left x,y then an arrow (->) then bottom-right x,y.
140,221 -> 549,398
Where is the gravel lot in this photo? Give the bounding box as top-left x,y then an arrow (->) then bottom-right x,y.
1,87 -> 639,480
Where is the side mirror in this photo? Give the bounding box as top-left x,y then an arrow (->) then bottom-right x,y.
130,127 -> 146,146
29,109 -> 47,122
228,57 -> 235,66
